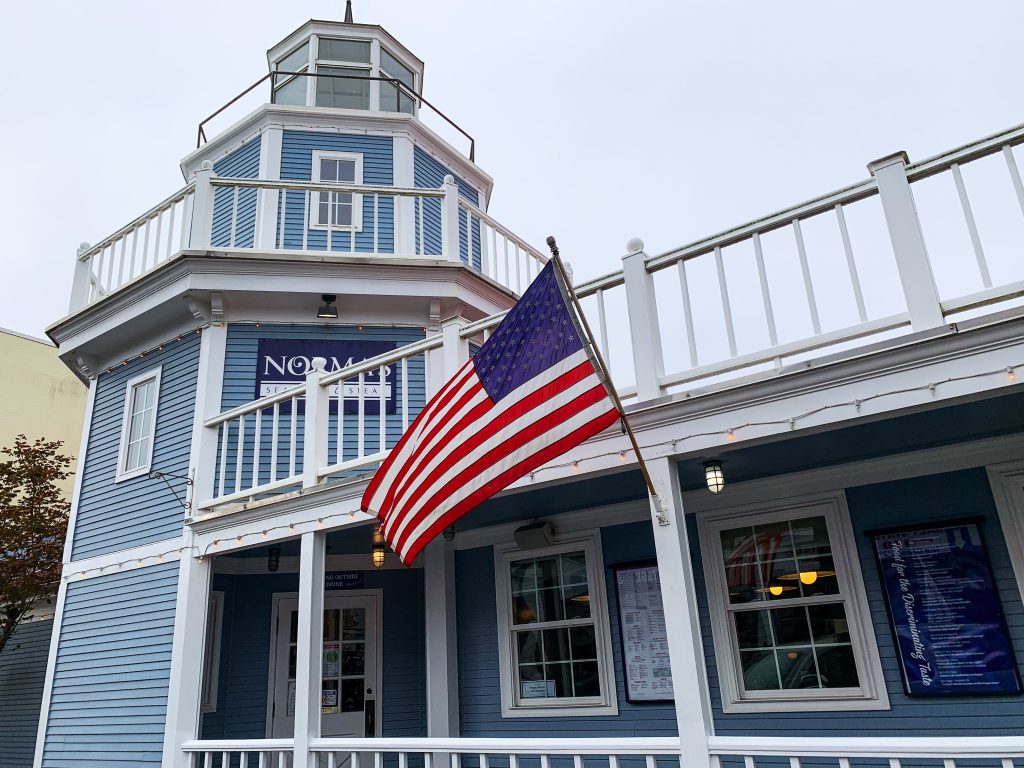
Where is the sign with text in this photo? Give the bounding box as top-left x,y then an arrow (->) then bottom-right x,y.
325,571 -> 364,590
256,338 -> 397,415
613,562 -> 673,702
871,520 -> 1021,696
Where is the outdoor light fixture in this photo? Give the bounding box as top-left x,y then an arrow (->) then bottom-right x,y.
267,545 -> 282,573
317,294 -> 339,319
442,526 -> 456,542
372,525 -> 386,568
704,460 -> 725,494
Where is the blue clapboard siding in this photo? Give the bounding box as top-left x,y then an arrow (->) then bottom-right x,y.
278,131 -> 394,252
412,146 -> 481,269
455,521 -> 677,737
693,467 -> 1024,736
71,331 -> 201,560
41,562 -> 178,768
215,324 -> 425,494
201,564 -> 425,738
0,618 -> 53,767
212,138 -> 261,248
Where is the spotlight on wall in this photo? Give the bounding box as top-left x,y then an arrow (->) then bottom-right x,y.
267,545 -> 282,573
372,525 -> 386,569
703,460 -> 725,495
442,526 -> 456,542
317,294 -> 339,319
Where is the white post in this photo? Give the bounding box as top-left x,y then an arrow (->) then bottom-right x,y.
440,174 -> 462,263
424,539 -> 460,738
69,242 -> 93,312
621,237 -> 665,401
392,136 -> 416,255
294,532 -> 326,768
868,152 -> 945,331
189,160 -> 216,250
647,457 -> 714,768
428,316 -> 470,398
189,324 -> 228,508
303,357 -> 329,488
256,126 -> 283,249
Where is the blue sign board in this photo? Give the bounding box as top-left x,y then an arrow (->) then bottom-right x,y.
325,571 -> 364,590
872,520 -> 1021,696
256,338 -> 397,415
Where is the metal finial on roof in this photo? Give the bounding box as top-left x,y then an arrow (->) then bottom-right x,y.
344,0 -> 353,22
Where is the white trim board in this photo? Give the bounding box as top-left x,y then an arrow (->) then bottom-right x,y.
61,537 -> 186,582
987,459 -> 1024,604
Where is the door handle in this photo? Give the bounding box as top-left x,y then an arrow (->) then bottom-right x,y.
364,698 -> 376,735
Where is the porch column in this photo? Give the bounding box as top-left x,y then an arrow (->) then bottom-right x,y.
294,532 -> 326,768
424,539 -> 460,736
647,457 -> 714,767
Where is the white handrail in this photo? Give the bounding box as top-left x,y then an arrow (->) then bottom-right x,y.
708,735 -> 1024,759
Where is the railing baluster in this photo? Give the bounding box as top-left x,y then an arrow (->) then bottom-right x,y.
336,377 -> 345,463
743,756 -> 756,768
328,215 -> 334,254
142,218 -> 152,270
514,243 -> 521,294
376,751 -> 384,768
418,198 -> 425,255
951,163 -> 992,288
596,289 -> 611,364
834,204 -> 867,322
235,414 -> 246,494
350,208 -> 355,252
942,760 -> 956,768
154,209 -> 164,265
289,396 -> 298,477
508,754 -> 517,768
468,211 -> 476,270
751,232 -> 780,345
401,357 -> 409,431
373,194 -> 379,253
240,752 -> 248,768
166,203 -> 176,258
789,758 -> 801,768
270,402 -> 280,483
714,246 -> 738,357
252,407 -> 262,489
378,364 -> 387,452
573,755 -> 584,768
106,238 -> 118,292
888,759 -> 901,768
707,757 -> 719,768
278,191 -> 286,249
608,755 -> 619,768
1001,759 -> 1014,768
425,753 -> 433,768
218,424 -> 228,498
180,192 -> 192,250
357,372 -> 365,457
479,754 -> 489,768
792,218 -> 821,334
1003,144 -> 1024,219
302,194 -> 309,250
204,751 -> 213,768
259,751 -> 267,768
399,753 -> 408,768
541,755 -> 551,768
352,752 -> 360,768
676,259 -> 699,367
116,236 -> 127,286
278,751 -> 287,768
328,753 -> 337,768
230,186 -> 240,247
838,759 -> 850,768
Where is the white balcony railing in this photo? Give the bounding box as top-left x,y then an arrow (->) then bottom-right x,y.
69,168 -> 549,312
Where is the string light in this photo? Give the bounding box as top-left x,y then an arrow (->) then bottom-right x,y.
1009,367 -> 1018,383
102,327 -> 203,374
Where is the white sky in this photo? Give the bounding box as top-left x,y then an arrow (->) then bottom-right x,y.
1,0 -> 1022,340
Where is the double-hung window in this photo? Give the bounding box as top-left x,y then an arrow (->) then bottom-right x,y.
699,495 -> 888,712
272,42 -> 310,106
311,151 -> 363,231
115,367 -> 161,482
495,533 -> 617,717
315,38 -> 372,110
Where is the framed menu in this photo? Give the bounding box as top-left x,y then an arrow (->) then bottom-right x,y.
613,561 -> 673,702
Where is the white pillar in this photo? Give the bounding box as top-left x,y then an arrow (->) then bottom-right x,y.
302,357 -> 329,489
189,161 -> 216,250
424,539 -> 460,737
621,237 -> 665,401
646,457 -> 714,767
868,152 -> 945,331
393,135 -> 416,255
256,126 -> 283,249
440,175 -> 462,263
294,532 -> 326,768
189,324 -> 228,507
69,242 -> 93,312
428,316 -> 470,397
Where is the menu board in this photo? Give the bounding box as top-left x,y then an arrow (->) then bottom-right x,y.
871,519 -> 1021,696
613,562 -> 673,702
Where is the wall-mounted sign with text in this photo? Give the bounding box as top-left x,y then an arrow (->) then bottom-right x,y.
256,338 -> 398,415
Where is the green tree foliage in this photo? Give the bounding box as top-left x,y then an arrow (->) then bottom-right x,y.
0,436 -> 70,654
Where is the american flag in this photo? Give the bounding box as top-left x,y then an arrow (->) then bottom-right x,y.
361,260 -> 620,565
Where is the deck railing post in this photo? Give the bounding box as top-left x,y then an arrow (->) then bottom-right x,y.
303,357 -> 329,488
427,316 -> 470,398
440,174 -> 462,263
868,152 -> 945,331
621,238 -> 666,401
294,531 -> 326,768
189,160 -> 216,250
424,539 -> 460,743
69,242 -> 93,311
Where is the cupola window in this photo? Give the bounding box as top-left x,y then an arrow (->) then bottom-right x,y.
273,42 -> 310,106
379,48 -> 415,114
316,38 -> 372,110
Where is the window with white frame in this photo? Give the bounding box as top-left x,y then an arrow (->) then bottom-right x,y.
272,41 -> 310,106
379,47 -> 416,114
115,367 -> 161,482
311,151 -> 363,231
495,533 -> 618,717
698,495 -> 888,712
315,37 -> 372,110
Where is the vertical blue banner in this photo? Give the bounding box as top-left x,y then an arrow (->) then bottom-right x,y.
872,521 -> 1021,696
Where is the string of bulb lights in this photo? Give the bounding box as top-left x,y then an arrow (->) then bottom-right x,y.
60,360 -> 1020,582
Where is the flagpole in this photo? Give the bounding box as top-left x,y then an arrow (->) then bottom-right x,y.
545,237 -> 667,522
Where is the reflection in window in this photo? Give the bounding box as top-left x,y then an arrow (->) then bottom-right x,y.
380,48 -> 415,114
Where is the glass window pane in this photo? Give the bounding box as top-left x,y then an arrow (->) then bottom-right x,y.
569,625 -> 596,660
572,661 -> 601,697
754,520 -> 794,561
516,631 -> 543,665
777,647 -> 819,689
342,643 -> 365,676
720,526 -> 758,567
316,66 -> 370,110
797,554 -> 839,597
808,603 -> 851,643
538,587 -> 564,622
288,645 -> 297,678
323,609 -> 340,641
790,516 -> 832,557
763,557 -> 800,600
335,161 -> 356,183
815,644 -> 859,688
734,610 -> 772,649
725,564 -> 762,604
542,628 -> 571,664
342,608 -> 365,640
562,583 -> 591,620
322,679 -> 339,714
125,440 -> 141,471
320,159 -> 339,182
740,649 -> 779,690
319,38 -> 371,63
559,552 -> 588,585
512,592 -> 539,625
341,678 -> 365,712
380,48 -> 414,87
547,662 -> 573,697
770,607 -> 811,647
274,76 -> 306,105
536,556 -> 559,588
290,611 -> 298,642
277,42 -> 309,73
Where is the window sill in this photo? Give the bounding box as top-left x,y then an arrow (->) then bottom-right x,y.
501,700 -> 620,719
114,464 -> 152,484
721,695 -> 891,714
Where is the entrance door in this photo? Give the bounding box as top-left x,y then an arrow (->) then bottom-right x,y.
270,593 -> 379,738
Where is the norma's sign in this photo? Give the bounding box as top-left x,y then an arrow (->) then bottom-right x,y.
256,338 -> 398,415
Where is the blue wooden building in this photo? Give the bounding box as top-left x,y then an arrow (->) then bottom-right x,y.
17,7 -> 1024,768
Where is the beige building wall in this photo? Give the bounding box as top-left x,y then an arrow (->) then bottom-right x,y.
0,328 -> 87,496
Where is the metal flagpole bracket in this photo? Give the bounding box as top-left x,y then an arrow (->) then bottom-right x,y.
149,469 -> 194,511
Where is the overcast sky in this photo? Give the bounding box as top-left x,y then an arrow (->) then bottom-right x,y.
1,0 -> 1022,341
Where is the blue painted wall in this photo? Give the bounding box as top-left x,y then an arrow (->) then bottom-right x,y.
215,324 -> 425,493
692,467 -> 1024,735
0,618 -> 53,767
455,520 -> 677,737
212,137 -> 261,248
412,146 -> 481,269
278,131 -> 394,252
41,561 -> 178,767
71,331 -> 200,560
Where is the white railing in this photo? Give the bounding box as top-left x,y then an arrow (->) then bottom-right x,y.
460,198 -> 549,293
71,183 -> 195,310
182,739 -> 294,768
708,736 -> 1024,767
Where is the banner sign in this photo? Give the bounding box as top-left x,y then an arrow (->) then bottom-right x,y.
613,561 -> 673,702
871,519 -> 1021,696
256,338 -> 397,415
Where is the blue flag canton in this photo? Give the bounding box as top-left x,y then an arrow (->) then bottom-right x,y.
474,261 -> 583,403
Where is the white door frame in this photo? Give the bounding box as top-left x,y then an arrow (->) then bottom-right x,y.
266,589 -> 384,738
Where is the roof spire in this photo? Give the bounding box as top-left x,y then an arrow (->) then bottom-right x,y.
344,0 -> 354,23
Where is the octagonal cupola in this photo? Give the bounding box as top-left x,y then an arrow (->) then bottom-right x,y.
268,5 -> 423,116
